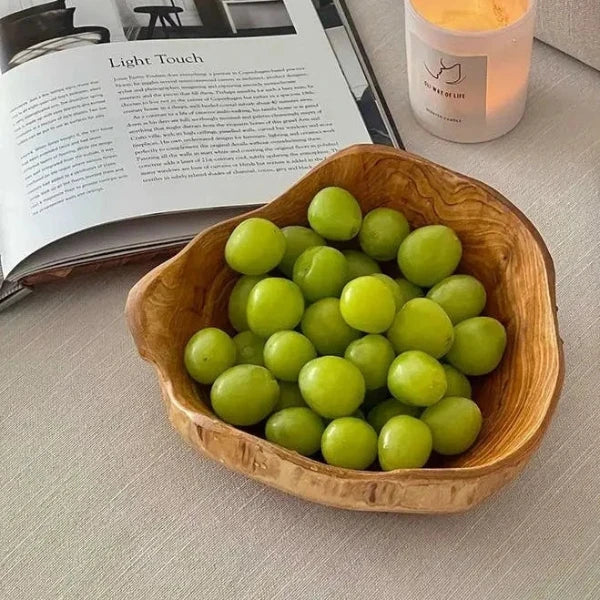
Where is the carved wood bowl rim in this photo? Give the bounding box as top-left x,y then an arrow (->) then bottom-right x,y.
126,145 -> 564,513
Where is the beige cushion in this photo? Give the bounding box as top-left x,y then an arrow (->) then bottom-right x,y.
536,0 -> 600,70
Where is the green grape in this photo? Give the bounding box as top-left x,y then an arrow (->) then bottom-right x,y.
344,334 -> 395,390
278,226 -> 325,278
340,276 -> 396,333
395,278 -> 424,306
228,275 -> 266,332
427,274 -> 487,324
246,277 -> 305,338
265,407 -> 325,456
274,381 -> 307,411
233,331 -> 265,366
387,350 -> 447,407
308,187 -> 362,241
263,330 -> 316,382
359,207 -> 410,261
293,246 -> 348,302
298,356 -> 365,418
210,365 -> 279,426
361,387 -> 389,411
301,298 -> 361,356
387,297 -> 454,359
446,317 -> 507,375
367,398 -> 421,433
421,396 -> 482,455
378,415 -> 433,470
225,218 -> 286,275
371,274 -> 404,312
342,250 -> 382,281
184,327 -> 236,384
397,225 -> 462,287
321,417 -> 378,469
442,364 -> 472,398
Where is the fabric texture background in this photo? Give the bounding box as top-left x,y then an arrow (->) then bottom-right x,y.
1,1 -> 599,598
536,0 -> 600,70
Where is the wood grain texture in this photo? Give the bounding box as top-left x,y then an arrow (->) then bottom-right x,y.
125,145 -> 564,514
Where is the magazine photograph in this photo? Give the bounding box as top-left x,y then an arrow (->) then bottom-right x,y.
0,1 -> 301,73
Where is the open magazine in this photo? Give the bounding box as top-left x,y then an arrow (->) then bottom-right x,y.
0,0 -> 401,309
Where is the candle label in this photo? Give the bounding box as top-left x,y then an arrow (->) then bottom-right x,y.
410,33 -> 487,131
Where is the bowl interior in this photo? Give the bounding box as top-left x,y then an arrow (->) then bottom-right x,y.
130,145 -> 561,472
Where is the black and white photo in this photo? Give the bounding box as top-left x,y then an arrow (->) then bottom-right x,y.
0,1 -> 125,72
116,0 -> 296,41
0,0 -> 297,73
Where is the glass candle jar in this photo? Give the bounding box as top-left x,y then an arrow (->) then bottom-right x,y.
405,0 -> 536,143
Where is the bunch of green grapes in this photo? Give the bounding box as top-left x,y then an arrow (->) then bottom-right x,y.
183,187 -> 506,470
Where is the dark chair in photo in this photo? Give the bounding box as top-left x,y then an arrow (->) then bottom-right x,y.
0,5 -> 110,72
134,1 -> 184,39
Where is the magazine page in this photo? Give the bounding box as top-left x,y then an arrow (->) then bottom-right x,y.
0,0 -> 373,277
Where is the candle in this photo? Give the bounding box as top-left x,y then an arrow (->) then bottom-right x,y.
405,0 -> 536,142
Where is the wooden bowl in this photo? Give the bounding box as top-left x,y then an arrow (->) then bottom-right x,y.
126,145 -> 564,514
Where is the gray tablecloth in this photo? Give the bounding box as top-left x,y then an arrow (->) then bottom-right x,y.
1,1 -> 599,598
